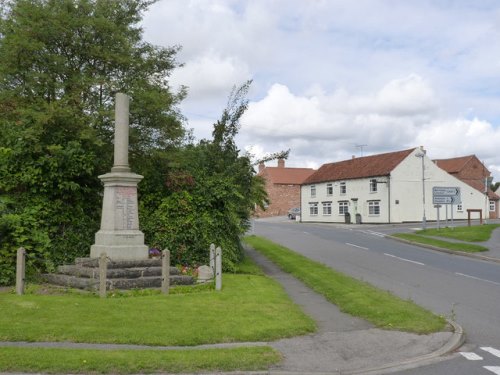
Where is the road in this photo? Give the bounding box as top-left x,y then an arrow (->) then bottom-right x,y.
252,218 -> 500,375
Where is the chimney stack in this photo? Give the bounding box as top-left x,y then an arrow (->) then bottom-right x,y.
258,162 -> 265,173
277,158 -> 285,168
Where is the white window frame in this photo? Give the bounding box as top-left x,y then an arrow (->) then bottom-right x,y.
326,183 -> 333,196
368,201 -> 380,216
322,201 -> 332,215
489,200 -> 496,212
369,179 -> 377,193
309,202 -> 318,216
311,185 -> 316,198
457,203 -> 463,212
338,201 -> 348,215
340,182 -> 346,195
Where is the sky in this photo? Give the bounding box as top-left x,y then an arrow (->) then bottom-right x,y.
142,0 -> 500,181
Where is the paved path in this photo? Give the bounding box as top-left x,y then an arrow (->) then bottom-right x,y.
244,245 -> 462,374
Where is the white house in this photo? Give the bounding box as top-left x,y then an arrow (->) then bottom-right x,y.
300,147 -> 489,224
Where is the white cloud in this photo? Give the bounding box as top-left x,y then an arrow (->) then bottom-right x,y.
141,1 -> 500,181
170,51 -> 251,100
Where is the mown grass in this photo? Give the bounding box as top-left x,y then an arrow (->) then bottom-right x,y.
392,233 -> 488,253
0,346 -> 280,374
0,255 -> 314,373
0,274 -> 315,346
416,224 -> 500,242
244,236 -> 446,334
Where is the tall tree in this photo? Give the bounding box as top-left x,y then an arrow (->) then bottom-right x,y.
141,81 -> 269,270
0,0 -> 185,285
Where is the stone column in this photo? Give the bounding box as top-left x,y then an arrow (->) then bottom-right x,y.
112,93 -> 131,173
90,93 -> 148,260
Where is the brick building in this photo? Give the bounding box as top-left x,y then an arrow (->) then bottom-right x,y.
433,155 -> 499,219
256,159 -> 315,218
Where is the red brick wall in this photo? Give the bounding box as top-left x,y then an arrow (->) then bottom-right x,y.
255,182 -> 301,218
455,158 -> 498,219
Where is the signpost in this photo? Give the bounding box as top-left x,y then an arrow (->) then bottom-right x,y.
432,187 -> 461,228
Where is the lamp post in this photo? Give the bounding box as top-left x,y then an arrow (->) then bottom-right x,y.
415,152 -> 426,230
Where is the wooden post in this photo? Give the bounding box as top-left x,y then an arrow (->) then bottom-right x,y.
209,243 -> 215,274
99,253 -> 107,298
16,247 -> 26,295
161,249 -> 170,295
215,246 -> 222,291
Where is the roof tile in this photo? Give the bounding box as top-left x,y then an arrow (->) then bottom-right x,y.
303,148 -> 415,184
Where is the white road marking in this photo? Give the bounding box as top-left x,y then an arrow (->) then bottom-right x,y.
459,352 -> 483,360
346,243 -> 369,250
482,347 -> 500,358
359,230 -> 385,237
455,273 -> 500,287
484,366 -> 500,375
384,253 -> 425,266
366,230 -> 385,237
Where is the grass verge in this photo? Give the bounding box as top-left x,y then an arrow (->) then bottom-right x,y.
0,256 -> 312,373
415,224 -> 500,242
244,236 -> 446,334
0,346 -> 280,374
0,274 -> 315,345
392,233 -> 488,253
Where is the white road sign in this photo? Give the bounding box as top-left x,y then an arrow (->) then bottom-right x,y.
432,186 -> 461,205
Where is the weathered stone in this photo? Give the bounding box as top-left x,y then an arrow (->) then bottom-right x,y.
90,93 -> 148,260
197,265 -> 214,283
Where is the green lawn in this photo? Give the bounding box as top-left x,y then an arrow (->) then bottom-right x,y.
0,274 -> 314,346
0,346 -> 280,374
391,223 -> 500,253
0,259 -> 315,373
392,233 -> 488,253
416,224 -> 500,242
244,236 -> 446,334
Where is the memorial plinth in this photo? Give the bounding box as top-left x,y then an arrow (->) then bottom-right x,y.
90,93 -> 148,260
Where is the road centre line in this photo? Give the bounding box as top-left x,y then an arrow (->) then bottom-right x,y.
482,347 -> 500,358
346,243 -> 369,250
384,253 -> 425,266
455,273 -> 500,287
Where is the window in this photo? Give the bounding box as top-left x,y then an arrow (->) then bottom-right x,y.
338,201 -> 348,215
309,202 -> 318,216
326,183 -> 333,196
490,200 -> 496,212
369,179 -> 377,193
310,185 -> 316,198
368,201 -> 380,215
322,202 -> 332,215
457,203 -> 463,212
340,182 -> 346,195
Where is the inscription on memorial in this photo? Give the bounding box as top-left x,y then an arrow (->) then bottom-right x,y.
114,187 -> 137,230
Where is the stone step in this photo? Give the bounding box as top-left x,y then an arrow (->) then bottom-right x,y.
56,264 -> 180,278
75,257 -> 165,269
42,273 -> 194,291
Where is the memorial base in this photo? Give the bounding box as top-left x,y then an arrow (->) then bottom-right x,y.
90,230 -> 148,260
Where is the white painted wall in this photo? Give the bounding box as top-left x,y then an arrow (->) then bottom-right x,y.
301,148 -> 488,224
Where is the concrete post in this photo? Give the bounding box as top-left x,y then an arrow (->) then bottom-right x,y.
99,253 -> 107,298
161,249 -> 170,295
215,246 -> 222,291
112,93 -> 130,173
209,243 -> 215,274
16,247 -> 26,295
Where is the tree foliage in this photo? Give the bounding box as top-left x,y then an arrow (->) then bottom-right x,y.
141,81 -> 268,271
0,0 -> 185,285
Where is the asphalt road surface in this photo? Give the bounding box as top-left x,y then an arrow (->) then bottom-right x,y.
252,218 -> 500,375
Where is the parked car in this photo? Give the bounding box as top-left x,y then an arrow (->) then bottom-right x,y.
288,207 -> 301,219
